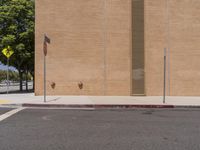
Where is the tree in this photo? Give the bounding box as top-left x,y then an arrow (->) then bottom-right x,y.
0,70 -> 19,83
0,70 -> 7,82
0,0 -> 34,91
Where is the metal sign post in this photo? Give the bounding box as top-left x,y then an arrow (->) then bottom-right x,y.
43,34 -> 50,103
44,50 -> 46,102
163,48 -> 167,103
7,57 -> 9,94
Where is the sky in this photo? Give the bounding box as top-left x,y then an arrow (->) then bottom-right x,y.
0,62 -> 16,71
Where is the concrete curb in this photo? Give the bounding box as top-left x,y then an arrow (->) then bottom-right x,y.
0,104 -> 22,108
2,103 -> 200,109
174,105 -> 200,108
22,103 -> 175,109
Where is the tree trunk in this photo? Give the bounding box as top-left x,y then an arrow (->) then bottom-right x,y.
30,71 -> 34,91
33,75 -> 34,91
19,70 -> 23,91
25,71 -> 28,91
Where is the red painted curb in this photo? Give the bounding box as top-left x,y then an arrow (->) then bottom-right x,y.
22,103 -> 174,109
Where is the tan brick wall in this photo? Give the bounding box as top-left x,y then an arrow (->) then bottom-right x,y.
145,0 -> 200,96
105,0 -> 132,95
36,0 -> 200,96
169,0 -> 200,96
35,0 -> 132,95
144,0 -> 167,96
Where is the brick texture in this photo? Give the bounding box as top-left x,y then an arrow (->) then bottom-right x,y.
36,0 -> 200,96
35,0 -> 132,95
145,0 -> 200,96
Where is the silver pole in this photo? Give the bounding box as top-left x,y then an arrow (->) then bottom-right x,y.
7,57 -> 9,94
163,48 -> 167,103
44,49 -> 46,103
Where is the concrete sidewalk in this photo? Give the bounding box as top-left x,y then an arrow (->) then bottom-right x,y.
0,93 -> 200,108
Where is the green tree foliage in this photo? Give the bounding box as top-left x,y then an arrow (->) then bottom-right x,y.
0,70 -> 20,82
0,70 -> 6,82
0,69 -> 32,88
0,0 -> 34,91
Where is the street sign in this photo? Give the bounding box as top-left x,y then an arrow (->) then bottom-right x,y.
43,41 -> 47,56
1,46 -> 14,94
2,46 -> 14,58
43,35 -> 50,56
44,35 -> 50,44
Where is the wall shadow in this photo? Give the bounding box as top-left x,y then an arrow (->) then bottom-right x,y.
132,0 -> 145,95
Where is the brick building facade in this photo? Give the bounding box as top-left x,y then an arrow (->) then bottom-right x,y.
35,0 -> 200,96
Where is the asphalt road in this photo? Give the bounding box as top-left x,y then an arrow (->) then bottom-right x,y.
0,108 -> 200,150
0,107 -> 13,115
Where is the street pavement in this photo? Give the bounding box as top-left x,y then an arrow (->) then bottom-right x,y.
0,107 -> 13,115
0,107 -> 200,150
